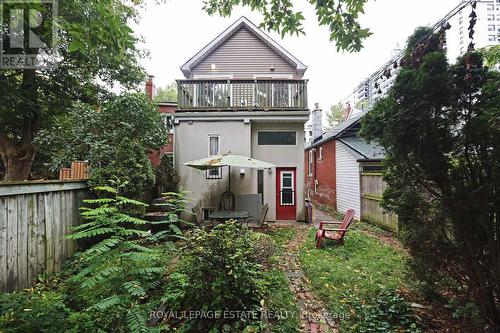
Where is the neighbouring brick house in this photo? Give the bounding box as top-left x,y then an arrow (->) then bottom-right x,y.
305,111 -> 398,232
146,75 -> 176,168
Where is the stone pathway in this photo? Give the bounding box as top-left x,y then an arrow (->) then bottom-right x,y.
275,222 -> 340,333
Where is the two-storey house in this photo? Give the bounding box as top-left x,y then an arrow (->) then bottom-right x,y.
174,16 -> 309,221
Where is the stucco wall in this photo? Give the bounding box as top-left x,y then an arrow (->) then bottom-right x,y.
175,118 -> 306,222
175,121 -> 252,217
251,122 -> 306,221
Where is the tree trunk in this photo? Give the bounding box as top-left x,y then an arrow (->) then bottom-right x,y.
0,135 -> 36,181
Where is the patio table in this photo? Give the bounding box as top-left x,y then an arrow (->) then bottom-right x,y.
209,210 -> 249,221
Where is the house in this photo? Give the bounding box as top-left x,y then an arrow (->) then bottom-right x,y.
146,76 -> 176,168
305,111 -> 398,232
174,16 -> 309,221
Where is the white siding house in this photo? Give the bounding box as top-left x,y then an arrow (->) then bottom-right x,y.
335,141 -> 361,219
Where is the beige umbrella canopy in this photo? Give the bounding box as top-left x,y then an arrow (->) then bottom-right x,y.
183,153 -> 275,170
183,153 -> 275,195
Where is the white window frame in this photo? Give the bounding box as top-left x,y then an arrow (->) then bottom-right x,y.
207,135 -> 221,179
308,150 -> 313,176
318,147 -> 323,161
280,170 -> 295,206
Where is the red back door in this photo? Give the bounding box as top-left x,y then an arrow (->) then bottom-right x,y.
276,167 -> 296,220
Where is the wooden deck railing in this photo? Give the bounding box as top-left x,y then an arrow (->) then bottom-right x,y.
177,79 -> 308,110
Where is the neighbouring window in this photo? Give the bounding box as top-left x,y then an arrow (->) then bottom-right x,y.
207,135 -> 221,179
489,35 -> 496,41
163,114 -> 174,130
308,150 -> 313,176
488,24 -> 496,31
488,14 -> 495,21
257,170 -> 264,202
318,147 -> 323,161
488,4 -> 494,10
258,131 -> 296,145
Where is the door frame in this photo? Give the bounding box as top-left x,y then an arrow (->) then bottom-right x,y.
276,167 -> 297,220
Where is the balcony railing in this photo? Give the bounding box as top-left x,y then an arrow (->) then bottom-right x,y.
177,79 -> 308,110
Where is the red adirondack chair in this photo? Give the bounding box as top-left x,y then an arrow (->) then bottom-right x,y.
315,209 -> 355,248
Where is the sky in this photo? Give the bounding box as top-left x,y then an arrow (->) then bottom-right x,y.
134,0 -> 460,114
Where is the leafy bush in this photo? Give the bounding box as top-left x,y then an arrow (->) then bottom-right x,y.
88,138 -> 155,200
161,222 -> 266,332
35,93 -> 167,198
342,290 -> 421,333
154,154 -> 179,195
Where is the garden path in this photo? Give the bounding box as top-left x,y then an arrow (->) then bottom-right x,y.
276,212 -> 340,333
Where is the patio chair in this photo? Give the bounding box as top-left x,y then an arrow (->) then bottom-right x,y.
315,209 -> 355,248
245,204 -> 269,229
219,190 -> 236,211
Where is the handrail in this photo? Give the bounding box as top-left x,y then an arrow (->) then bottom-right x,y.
177,79 -> 308,110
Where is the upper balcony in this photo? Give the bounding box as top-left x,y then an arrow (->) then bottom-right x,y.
177,79 -> 308,111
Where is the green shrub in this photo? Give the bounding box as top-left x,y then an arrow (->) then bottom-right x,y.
155,154 -> 179,195
161,222 -> 265,331
342,290 -> 421,333
89,138 -> 155,200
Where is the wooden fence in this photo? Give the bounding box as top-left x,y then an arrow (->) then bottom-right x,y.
360,172 -> 399,233
0,180 -> 89,292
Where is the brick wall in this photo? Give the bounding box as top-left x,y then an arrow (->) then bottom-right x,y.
149,103 -> 176,167
304,139 -> 337,209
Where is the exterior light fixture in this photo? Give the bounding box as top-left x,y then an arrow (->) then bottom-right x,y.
210,63 -> 216,70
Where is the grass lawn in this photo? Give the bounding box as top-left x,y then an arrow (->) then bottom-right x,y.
300,227 -> 421,332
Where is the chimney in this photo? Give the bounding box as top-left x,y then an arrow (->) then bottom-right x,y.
145,74 -> 155,100
342,102 -> 352,120
312,103 -> 323,142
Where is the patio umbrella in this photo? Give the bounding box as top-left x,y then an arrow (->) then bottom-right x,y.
183,153 -> 275,194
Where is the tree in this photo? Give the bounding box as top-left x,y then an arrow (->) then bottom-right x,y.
204,0 -> 371,52
361,27 -> 500,326
0,0 -> 147,181
154,82 -> 178,102
326,102 -> 345,128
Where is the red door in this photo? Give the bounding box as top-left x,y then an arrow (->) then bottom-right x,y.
276,167 -> 297,220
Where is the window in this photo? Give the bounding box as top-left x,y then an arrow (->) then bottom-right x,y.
280,171 -> 294,206
489,34 -> 496,41
206,135 -> 221,179
489,24 -> 496,31
308,150 -> 313,176
258,131 -> 296,145
163,114 -> 174,130
488,14 -> 495,21
488,4 -> 494,10
318,147 -> 323,161
257,170 -> 264,202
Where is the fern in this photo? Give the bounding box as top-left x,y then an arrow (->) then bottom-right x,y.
87,295 -> 124,311
123,281 -> 147,297
126,308 -> 148,333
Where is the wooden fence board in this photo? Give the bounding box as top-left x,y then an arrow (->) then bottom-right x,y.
360,171 -> 399,233
0,197 -> 7,291
17,195 -> 28,288
6,196 -> 18,291
0,181 -> 88,291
